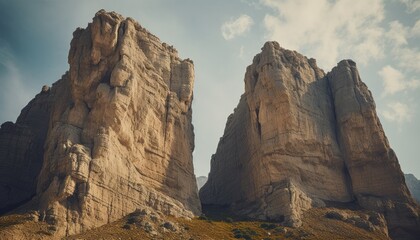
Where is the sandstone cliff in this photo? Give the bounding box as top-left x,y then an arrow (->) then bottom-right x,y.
0,86 -> 52,214
200,41 -> 420,239
196,176 -> 208,190
405,174 -> 420,203
0,10 -> 200,237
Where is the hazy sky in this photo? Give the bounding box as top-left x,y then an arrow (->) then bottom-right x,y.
0,0 -> 419,178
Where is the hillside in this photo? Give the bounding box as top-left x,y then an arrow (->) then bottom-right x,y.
0,207 -> 389,240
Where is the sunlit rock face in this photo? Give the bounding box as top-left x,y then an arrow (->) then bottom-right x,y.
200,41 -> 420,240
0,10 -> 200,237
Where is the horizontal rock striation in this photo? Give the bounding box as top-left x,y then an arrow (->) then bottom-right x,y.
0,10 -> 200,237
200,41 -> 420,239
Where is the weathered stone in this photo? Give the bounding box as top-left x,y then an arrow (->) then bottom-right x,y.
328,60 -> 420,240
405,174 -> 420,203
0,86 -> 53,214
325,210 -> 347,221
0,10 -> 200,238
196,176 -> 208,190
162,221 -> 178,232
326,209 -> 388,235
200,41 -> 420,239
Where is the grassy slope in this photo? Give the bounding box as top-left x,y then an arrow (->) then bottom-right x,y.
65,207 -> 389,240
0,213 -> 52,239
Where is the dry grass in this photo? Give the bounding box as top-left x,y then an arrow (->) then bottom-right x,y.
299,208 -> 388,240
0,213 -> 51,239
0,207 -> 390,240
67,207 -> 389,240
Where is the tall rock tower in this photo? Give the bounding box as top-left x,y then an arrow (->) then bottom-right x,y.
0,10 -> 200,236
200,42 -> 420,239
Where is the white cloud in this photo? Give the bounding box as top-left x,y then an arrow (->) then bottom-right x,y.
221,14 -> 254,40
381,101 -> 412,124
376,20 -> 420,72
383,20 -> 420,73
261,0 -> 385,69
393,47 -> 420,73
378,65 -> 420,96
410,20 -> 420,37
399,0 -> 420,13
386,21 -> 409,46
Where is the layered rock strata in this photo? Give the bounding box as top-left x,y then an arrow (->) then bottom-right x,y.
200,41 -> 419,239
0,10 -> 200,237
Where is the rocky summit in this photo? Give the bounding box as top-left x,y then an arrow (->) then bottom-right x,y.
0,10 -> 200,238
200,41 -> 420,240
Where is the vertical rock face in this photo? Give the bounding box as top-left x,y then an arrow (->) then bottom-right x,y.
196,176 -> 208,190
405,174 -> 420,203
0,87 -> 52,214
200,42 -> 419,239
0,10 -> 200,236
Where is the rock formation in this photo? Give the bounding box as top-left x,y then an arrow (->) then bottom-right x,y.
196,176 -> 208,190
200,41 -> 420,239
0,10 -> 200,237
405,174 -> 420,203
0,87 -> 52,214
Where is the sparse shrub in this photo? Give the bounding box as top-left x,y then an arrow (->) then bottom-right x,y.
126,216 -> 137,224
273,226 -> 286,234
244,227 -> 257,236
162,221 -> 177,231
198,214 -> 212,222
47,225 -> 57,232
234,233 -> 243,239
232,228 -> 244,239
123,224 -> 132,230
232,227 -> 257,239
325,210 -> 346,221
284,231 -> 294,238
260,223 -> 277,230
242,234 -> 252,240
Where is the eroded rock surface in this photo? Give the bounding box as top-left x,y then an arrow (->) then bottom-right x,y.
0,87 -> 52,214
196,176 -> 208,190
0,10 -> 200,237
200,41 -> 420,239
405,174 -> 420,203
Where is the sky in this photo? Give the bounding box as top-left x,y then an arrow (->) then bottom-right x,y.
0,0 -> 419,178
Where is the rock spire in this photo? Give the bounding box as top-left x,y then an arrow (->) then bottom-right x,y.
0,10 -> 200,237
200,41 -> 420,239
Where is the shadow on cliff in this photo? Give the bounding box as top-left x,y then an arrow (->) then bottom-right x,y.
159,95 -> 201,216
200,204 -> 271,223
